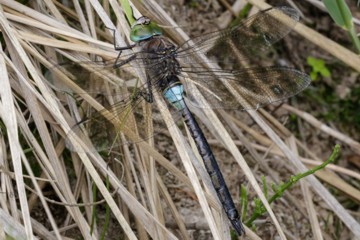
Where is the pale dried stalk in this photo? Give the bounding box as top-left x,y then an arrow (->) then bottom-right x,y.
283,104 -> 360,155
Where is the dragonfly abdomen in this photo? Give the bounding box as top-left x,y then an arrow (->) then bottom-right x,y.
162,79 -> 245,234
181,105 -> 245,235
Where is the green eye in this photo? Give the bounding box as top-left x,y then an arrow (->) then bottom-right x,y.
130,21 -> 162,42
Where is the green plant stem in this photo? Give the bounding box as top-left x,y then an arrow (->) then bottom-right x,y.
348,27 -> 360,54
324,0 -> 360,53
340,0 -> 360,54
121,0 -> 136,25
262,176 -> 268,199
241,185 -> 248,220
245,144 -> 340,226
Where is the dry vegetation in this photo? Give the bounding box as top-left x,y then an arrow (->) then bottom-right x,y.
0,0 -> 359,239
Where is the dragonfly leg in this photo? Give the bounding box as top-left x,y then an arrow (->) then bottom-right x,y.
106,26 -> 136,51
135,74 -> 154,103
140,90 -> 153,103
106,26 -> 137,68
113,54 -> 137,68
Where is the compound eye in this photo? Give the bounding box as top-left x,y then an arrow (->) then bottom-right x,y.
130,21 -> 162,42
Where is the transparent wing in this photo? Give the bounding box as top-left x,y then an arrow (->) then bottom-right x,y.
65,94 -> 183,153
173,6 -> 310,109
182,66 -> 311,110
48,57 -> 172,96
50,61 -> 183,153
175,6 -> 299,68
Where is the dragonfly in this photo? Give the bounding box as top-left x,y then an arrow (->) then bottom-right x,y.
61,6 -> 311,236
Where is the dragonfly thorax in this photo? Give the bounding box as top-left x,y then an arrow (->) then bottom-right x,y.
140,36 -> 181,92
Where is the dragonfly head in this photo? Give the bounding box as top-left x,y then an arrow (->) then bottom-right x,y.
130,16 -> 162,42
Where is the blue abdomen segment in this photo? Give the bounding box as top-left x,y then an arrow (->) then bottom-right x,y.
163,84 -> 185,110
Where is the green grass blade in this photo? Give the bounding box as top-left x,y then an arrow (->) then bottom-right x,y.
323,0 -> 360,53
323,0 -> 352,29
120,0 -> 136,25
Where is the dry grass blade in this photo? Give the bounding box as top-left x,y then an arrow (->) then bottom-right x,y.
1,2 -> 150,240
5,2 -> 191,239
0,6 -> 34,239
1,0 -> 359,239
0,208 -> 28,240
283,104 -> 360,154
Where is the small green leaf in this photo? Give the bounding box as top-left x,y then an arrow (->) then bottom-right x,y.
320,67 -> 331,78
307,56 -> 331,80
307,57 -> 324,71
307,56 -> 316,66
254,198 -> 262,214
310,72 -> 318,81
